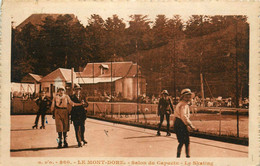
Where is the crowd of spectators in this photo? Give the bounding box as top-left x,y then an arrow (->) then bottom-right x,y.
11,90 -> 249,109
134,94 -> 249,108
11,91 -> 38,100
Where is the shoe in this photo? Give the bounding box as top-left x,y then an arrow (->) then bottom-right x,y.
82,140 -> 88,145
78,142 -> 82,147
40,126 -> 45,129
156,132 -> 161,136
166,132 -> 171,136
32,125 -> 38,129
177,153 -> 181,158
58,142 -> 62,148
63,141 -> 68,148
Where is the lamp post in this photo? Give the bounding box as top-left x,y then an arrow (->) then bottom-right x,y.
136,40 -> 139,122
234,18 -> 239,138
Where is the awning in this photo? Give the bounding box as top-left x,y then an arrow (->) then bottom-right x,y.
77,77 -> 122,84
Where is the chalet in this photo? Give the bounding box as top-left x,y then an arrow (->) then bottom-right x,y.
20,73 -> 43,93
38,62 -> 146,100
77,61 -> 146,100
39,68 -> 77,97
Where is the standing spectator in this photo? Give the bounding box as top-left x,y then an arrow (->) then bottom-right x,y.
227,98 -> 232,107
243,98 -> 249,108
70,84 -> 89,147
174,88 -> 196,158
51,86 -> 83,148
151,95 -> 156,104
32,91 -> 51,129
157,90 -> 174,136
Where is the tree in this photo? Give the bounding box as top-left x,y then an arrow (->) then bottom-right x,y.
85,14 -> 106,62
126,15 -> 152,52
104,15 -> 127,59
152,15 -> 168,47
37,14 -> 88,73
12,14 -> 249,100
183,16 -> 249,98
185,15 -> 213,37
11,22 -> 38,82
12,14 -> 90,81
166,15 -> 185,98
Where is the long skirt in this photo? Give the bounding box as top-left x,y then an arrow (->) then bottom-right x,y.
174,117 -> 190,144
55,108 -> 70,132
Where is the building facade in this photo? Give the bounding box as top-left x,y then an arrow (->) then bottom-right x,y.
77,61 -> 146,101
39,68 -> 77,97
38,62 -> 146,101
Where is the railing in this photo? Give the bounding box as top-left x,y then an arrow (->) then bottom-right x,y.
11,99 -> 248,139
87,102 -> 248,138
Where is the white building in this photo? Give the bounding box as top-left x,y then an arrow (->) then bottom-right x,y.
77,61 -> 146,100
39,68 -> 77,97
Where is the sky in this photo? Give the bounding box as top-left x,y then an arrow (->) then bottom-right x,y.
6,1 -> 254,28
13,12 -> 191,28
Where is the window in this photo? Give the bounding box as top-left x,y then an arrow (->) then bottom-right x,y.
100,64 -> 109,75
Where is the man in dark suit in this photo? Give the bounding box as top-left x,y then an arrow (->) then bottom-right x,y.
32,91 -> 51,129
157,90 -> 174,136
70,84 -> 88,147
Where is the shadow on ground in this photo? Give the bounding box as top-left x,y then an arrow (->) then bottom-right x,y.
10,145 -> 79,152
11,129 -> 35,131
124,135 -> 159,139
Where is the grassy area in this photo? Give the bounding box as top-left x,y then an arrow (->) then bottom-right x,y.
89,113 -> 248,138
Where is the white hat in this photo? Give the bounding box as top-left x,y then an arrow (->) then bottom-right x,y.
57,86 -> 65,91
161,90 -> 169,95
180,88 -> 195,100
181,88 -> 192,95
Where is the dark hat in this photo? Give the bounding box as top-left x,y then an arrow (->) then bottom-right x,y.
73,83 -> 82,90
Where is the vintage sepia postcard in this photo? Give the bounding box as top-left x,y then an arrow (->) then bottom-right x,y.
1,0 -> 259,166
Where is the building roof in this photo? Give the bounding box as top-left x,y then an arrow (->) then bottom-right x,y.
40,68 -> 77,83
29,73 -> 43,82
79,61 -> 140,78
21,73 -> 43,83
126,63 -> 141,77
16,14 -> 78,30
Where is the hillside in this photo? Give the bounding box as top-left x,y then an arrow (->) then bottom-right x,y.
125,24 -> 249,98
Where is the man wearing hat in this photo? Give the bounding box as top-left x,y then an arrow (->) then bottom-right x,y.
70,84 -> 89,147
157,90 -> 174,136
51,86 -> 83,148
32,91 -> 51,129
173,88 -> 196,158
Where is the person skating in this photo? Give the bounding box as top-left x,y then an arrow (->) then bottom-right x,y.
157,90 -> 174,136
50,86 -> 83,148
32,91 -> 51,129
70,84 -> 89,147
173,88 -> 196,158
